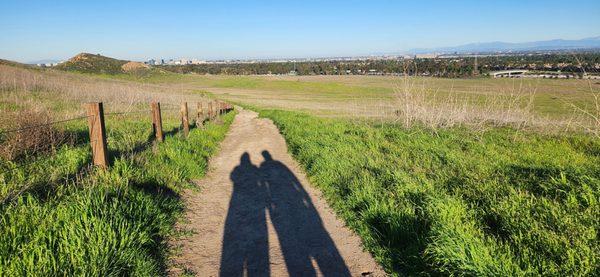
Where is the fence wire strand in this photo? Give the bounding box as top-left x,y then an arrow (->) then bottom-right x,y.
105,110 -> 151,116
0,115 -> 90,135
1,101 -> 231,175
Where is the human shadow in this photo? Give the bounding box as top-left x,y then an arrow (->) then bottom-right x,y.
260,151 -> 350,276
220,153 -> 270,276
220,151 -> 350,276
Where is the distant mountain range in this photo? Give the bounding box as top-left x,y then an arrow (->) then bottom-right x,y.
408,36 -> 600,54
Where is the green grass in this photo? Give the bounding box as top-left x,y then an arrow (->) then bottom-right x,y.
205,75 -> 599,119
0,112 -> 235,275
258,108 -> 599,276
213,76 -> 393,97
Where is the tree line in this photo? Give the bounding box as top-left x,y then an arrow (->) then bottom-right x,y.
158,52 -> 600,78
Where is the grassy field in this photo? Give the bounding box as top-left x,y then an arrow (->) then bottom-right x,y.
173,72 -> 597,275
1,61 -> 598,275
258,108 -> 599,276
107,72 -> 598,132
53,60 -> 599,125
0,64 -> 235,275
190,75 -> 598,118
17,54 -> 598,125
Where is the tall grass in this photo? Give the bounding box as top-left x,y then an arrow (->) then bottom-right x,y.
0,64 -> 206,118
392,75 -> 600,134
0,107 -> 74,161
259,108 -> 599,276
394,75 -> 535,129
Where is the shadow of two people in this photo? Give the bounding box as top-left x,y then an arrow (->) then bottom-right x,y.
219,150 -> 351,276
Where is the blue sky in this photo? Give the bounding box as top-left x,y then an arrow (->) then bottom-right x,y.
1,0 -> 599,62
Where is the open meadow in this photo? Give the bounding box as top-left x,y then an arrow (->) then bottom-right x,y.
125,72 -> 599,132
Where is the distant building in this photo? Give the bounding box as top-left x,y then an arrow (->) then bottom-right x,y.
415,53 -> 438,59
190,59 -> 207,64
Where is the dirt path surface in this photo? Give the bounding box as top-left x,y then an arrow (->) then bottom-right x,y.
169,108 -> 384,276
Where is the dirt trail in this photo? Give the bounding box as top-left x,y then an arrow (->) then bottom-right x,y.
169,109 -> 384,276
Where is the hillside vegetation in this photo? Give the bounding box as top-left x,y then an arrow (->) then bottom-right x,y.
259,108 -> 599,276
0,59 -> 41,72
55,53 -> 129,74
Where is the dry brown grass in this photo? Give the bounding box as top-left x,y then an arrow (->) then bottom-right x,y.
0,64 -> 214,161
391,75 -> 600,134
0,64 -> 201,102
0,64 -> 208,125
0,107 -> 73,161
205,73 -> 598,134
560,79 -> 600,137
392,75 -> 537,129
2,63 -> 598,136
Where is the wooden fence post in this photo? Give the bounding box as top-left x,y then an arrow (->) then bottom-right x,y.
196,102 -> 204,126
181,102 -> 189,137
213,101 -> 217,118
86,102 -> 108,168
151,102 -> 164,142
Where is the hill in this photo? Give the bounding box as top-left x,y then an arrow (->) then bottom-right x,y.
54,53 -> 130,74
0,58 -> 37,69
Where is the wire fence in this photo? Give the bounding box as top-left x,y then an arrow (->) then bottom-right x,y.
0,115 -> 90,135
1,100 -> 233,166
1,100 -> 235,205
104,110 -> 152,117
0,107 -> 190,135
